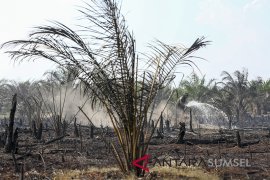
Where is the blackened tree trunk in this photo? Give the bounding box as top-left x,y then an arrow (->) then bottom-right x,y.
5,94 -> 17,153
31,120 -> 37,137
177,122 -> 186,144
189,109 -> 194,132
159,113 -> 163,134
166,119 -> 170,132
236,131 -> 242,147
62,120 -> 68,136
74,118 -> 79,137
13,128 -> 19,153
3,124 -> 8,145
90,125 -> 94,139
228,116 -> 232,130
55,115 -> 62,137
36,123 -> 43,140
151,120 -> 154,134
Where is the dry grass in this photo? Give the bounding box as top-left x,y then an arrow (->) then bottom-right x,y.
150,166 -> 220,180
53,166 -> 220,180
53,167 -> 122,180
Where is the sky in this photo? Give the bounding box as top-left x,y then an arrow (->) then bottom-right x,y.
0,0 -> 269,82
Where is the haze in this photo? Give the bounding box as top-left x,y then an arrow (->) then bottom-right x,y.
0,0 -> 269,81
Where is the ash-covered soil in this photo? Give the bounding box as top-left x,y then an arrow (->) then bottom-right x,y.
0,126 -> 269,179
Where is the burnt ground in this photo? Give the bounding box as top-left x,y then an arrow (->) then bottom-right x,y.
0,126 -> 269,179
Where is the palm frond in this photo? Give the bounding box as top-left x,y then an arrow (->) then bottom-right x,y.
1,0 -> 208,175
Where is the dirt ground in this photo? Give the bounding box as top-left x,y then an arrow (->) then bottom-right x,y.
0,126 -> 269,179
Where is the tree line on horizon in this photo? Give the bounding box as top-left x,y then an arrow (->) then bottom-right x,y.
1,68 -> 270,122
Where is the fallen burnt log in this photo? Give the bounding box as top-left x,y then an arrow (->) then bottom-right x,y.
241,140 -> 260,147
44,134 -> 69,145
19,143 -> 42,148
173,138 -> 235,145
16,150 -> 32,160
169,137 -> 260,147
47,149 -> 75,154
18,134 -> 69,149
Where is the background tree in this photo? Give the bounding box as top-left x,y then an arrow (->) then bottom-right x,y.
220,69 -> 250,124
176,72 -> 215,103
34,67 -> 78,137
259,79 -> 270,114
148,86 -> 172,125
0,80 -> 41,125
249,77 -> 265,115
210,84 -> 235,129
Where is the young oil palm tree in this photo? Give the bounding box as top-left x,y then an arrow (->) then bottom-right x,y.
259,79 -> 270,114
220,69 -> 250,123
1,0 -> 208,176
0,80 -> 41,125
210,84 -> 235,129
34,71 -> 71,137
249,78 -> 270,115
177,72 -> 216,102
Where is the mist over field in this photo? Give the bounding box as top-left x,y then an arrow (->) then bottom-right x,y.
0,0 -> 270,179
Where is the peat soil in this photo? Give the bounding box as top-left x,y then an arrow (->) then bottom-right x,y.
0,126 -> 269,179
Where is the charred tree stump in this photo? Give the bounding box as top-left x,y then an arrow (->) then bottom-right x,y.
166,119 -> 170,132
55,115 -> 62,137
159,113 -> 164,134
36,123 -> 43,140
3,124 -> 8,145
0,133 -> 4,147
189,109 -> 194,132
61,154 -> 65,162
12,151 -> 19,172
79,125 -> 83,152
13,128 -> 19,154
228,117 -> 232,130
236,131 -> 242,147
150,120 -> 155,135
19,163 -> 24,180
147,119 -> 151,128
74,118 -> 79,137
31,120 -> 37,137
151,120 -> 154,133
4,94 -> 17,153
248,145 -> 252,159
177,122 -> 186,144
89,125 -> 94,138
62,120 -> 68,136
156,129 -> 164,139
